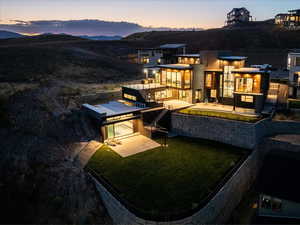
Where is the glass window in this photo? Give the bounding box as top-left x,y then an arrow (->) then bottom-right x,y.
236,78 -> 253,93
206,74 -> 212,88
184,70 -> 191,89
223,66 -> 235,98
176,72 -> 182,88
172,71 -> 177,87
124,93 -> 137,101
241,95 -> 254,103
161,70 -> 167,85
167,71 -> 172,86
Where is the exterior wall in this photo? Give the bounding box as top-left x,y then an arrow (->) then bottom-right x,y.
192,64 -> 205,103
171,113 -> 300,149
90,146 -> 265,225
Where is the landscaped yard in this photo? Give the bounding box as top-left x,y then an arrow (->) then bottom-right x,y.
86,136 -> 248,216
179,108 -> 260,123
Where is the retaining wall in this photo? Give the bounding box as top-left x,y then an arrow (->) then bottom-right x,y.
91,146 -> 267,225
171,113 -> 300,149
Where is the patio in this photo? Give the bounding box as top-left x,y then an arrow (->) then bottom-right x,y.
163,99 -> 194,110
107,134 -> 161,157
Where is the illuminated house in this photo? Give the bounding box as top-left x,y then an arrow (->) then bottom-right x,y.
275,9 -> 300,29
226,8 -> 252,26
123,51 -> 270,113
287,51 -> 300,98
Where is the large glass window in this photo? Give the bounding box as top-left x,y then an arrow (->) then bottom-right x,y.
235,74 -> 261,93
172,71 -> 177,87
184,70 -> 191,89
167,70 -> 172,86
161,70 -> 167,85
223,66 -> 235,98
205,74 -> 212,88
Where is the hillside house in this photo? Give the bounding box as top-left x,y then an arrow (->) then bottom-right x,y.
287,51 -> 300,98
226,8 -> 252,26
275,9 -> 300,29
123,50 -> 270,113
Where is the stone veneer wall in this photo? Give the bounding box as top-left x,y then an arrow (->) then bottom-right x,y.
171,113 -> 300,149
91,146 -> 267,225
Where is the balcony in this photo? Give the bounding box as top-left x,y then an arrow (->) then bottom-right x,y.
122,83 -> 166,90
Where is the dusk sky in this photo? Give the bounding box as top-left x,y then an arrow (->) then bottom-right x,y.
0,0 -> 299,29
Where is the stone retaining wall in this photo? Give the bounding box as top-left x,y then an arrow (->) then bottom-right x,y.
171,113 -> 300,149
91,147 -> 266,225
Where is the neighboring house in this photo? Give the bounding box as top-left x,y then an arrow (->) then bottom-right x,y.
275,9 -> 300,29
287,51 -> 300,98
226,7 -> 252,26
123,50 -> 270,113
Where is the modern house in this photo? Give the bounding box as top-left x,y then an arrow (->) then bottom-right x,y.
275,9 -> 300,29
123,50 -> 270,113
226,8 -> 252,26
287,51 -> 300,98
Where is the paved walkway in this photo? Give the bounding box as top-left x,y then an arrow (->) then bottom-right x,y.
270,134 -> 300,146
110,134 -> 160,157
76,140 -> 102,168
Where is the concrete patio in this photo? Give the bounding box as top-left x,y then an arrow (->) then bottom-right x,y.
163,99 -> 194,110
109,134 -> 161,157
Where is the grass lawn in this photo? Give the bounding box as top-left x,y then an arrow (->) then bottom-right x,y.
289,99 -> 300,109
179,108 -> 260,123
87,136 -> 248,215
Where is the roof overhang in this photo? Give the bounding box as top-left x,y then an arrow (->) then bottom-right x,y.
218,56 -> 247,61
83,101 -> 146,119
158,64 -> 192,70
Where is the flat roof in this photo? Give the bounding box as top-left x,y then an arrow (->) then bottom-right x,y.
232,67 -> 268,74
83,101 -> 145,118
159,44 -> 186,49
218,56 -> 247,61
176,54 -> 201,58
158,64 -> 192,70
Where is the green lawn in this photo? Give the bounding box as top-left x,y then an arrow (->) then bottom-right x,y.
289,99 -> 300,109
87,136 -> 247,215
179,108 -> 260,123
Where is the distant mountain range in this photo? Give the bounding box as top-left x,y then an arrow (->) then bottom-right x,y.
0,19 -> 203,37
79,35 -> 122,41
0,30 -> 24,39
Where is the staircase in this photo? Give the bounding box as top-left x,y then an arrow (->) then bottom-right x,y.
151,109 -> 169,127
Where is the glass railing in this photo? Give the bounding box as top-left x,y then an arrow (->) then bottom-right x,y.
123,83 -> 166,90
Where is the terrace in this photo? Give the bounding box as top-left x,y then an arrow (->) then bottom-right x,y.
179,103 -> 260,122
86,136 -> 248,218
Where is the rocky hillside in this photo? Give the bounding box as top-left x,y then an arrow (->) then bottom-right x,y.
0,83 -> 111,224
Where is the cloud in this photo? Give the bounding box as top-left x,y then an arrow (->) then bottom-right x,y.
0,19 -> 202,36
